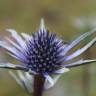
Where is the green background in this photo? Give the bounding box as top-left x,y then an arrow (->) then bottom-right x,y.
0,0 -> 96,96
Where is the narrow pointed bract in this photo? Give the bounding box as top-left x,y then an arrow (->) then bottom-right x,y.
9,70 -> 34,94
0,19 -> 96,91
40,18 -> 46,32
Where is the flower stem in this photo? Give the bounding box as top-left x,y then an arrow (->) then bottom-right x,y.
33,75 -> 45,96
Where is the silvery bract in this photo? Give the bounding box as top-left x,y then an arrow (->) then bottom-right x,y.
0,19 -> 96,94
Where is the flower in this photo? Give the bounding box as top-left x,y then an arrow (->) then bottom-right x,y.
0,19 -> 96,91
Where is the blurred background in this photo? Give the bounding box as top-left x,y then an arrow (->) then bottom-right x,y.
0,0 -> 96,96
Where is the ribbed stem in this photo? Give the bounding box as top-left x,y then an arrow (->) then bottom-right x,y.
33,75 -> 45,96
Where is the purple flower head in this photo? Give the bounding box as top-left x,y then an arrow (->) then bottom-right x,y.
0,19 -> 96,89
26,30 -> 64,74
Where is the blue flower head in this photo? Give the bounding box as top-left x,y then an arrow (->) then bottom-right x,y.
0,19 -> 96,90
26,24 -> 66,74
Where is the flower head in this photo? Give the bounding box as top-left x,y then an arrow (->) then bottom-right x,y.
26,27 -> 67,74
0,19 -> 96,90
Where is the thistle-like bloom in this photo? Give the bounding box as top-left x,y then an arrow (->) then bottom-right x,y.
0,19 -> 96,90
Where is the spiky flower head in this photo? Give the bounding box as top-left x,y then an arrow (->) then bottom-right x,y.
0,19 -> 96,89
26,21 -> 65,74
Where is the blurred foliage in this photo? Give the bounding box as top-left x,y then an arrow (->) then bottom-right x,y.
0,0 -> 96,96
